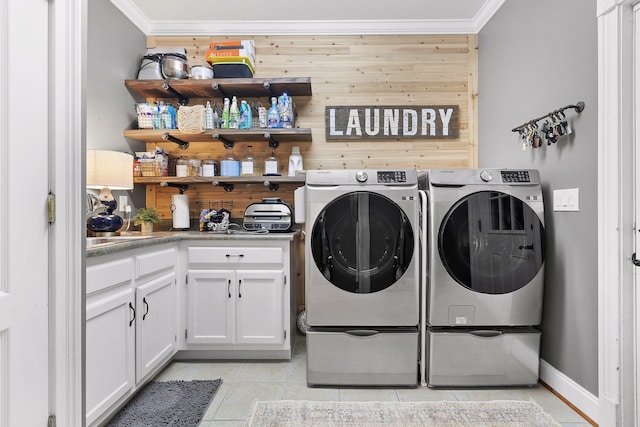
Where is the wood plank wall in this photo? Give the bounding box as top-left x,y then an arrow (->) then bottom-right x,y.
142,34 -> 478,221
140,35 -> 478,310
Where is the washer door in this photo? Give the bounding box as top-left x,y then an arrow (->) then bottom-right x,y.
310,191 -> 415,294
439,191 -> 545,294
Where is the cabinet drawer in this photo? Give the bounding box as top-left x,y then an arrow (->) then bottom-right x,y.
135,247 -> 176,280
188,246 -> 283,265
87,257 -> 133,294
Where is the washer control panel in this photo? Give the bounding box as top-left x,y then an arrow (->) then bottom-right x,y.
377,171 -> 407,183
501,170 -> 531,182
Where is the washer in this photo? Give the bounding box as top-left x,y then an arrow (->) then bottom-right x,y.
305,169 -> 420,386
424,168 -> 545,387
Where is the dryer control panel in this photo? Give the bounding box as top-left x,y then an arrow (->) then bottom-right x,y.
377,171 -> 407,183
501,170 -> 530,182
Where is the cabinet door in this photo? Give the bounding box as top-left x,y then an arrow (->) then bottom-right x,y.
86,287 -> 135,426
235,270 -> 285,344
187,269 -> 235,344
136,271 -> 177,383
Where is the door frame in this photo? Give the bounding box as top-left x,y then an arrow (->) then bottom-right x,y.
597,0 -> 637,426
49,0 -> 86,425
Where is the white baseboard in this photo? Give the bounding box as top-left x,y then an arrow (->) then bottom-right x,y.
539,358 -> 599,423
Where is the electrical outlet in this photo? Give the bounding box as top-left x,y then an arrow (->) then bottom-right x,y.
119,195 -> 128,212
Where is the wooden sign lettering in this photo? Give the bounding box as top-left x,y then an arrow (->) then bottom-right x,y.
325,105 -> 459,140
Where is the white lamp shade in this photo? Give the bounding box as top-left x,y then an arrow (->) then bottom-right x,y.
87,150 -> 134,190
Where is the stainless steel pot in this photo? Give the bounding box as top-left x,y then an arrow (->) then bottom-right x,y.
161,54 -> 190,79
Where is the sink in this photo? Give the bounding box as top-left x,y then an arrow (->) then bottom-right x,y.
86,235 -> 154,247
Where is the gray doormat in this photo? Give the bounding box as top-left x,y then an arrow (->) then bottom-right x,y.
246,399 -> 563,427
107,379 -> 222,427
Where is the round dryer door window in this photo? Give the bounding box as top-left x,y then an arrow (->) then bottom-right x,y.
310,191 -> 415,294
439,191 -> 545,294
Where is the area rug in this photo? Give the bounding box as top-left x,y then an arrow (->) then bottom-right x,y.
245,399 -> 562,427
106,379 -> 222,427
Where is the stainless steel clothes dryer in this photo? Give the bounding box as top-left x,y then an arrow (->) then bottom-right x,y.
427,169 -> 545,327
424,168 -> 545,387
305,170 -> 420,386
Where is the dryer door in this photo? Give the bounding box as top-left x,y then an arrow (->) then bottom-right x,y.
438,191 -> 545,294
310,191 -> 415,294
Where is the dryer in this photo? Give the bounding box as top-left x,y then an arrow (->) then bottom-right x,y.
424,168 -> 545,387
305,169 -> 420,386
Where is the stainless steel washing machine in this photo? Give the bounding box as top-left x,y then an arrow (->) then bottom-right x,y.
424,168 -> 545,387
305,169 -> 420,386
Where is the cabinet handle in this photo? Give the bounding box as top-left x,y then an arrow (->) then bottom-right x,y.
238,279 -> 242,298
227,279 -> 231,298
225,254 -> 244,258
129,302 -> 136,327
143,297 -> 149,320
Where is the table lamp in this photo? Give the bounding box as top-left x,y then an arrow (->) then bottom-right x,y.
86,150 -> 134,235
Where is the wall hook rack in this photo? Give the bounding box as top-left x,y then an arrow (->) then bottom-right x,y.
162,133 -> 189,150
511,101 -> 585,134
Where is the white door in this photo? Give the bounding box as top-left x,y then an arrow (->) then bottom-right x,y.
634,5 -> 640,427
0,0 -> 50,425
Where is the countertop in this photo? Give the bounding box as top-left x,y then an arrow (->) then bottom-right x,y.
86,229 -> 302,258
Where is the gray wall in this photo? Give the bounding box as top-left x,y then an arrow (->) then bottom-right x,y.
478,0 -> 598,394
87,0 -> 146,209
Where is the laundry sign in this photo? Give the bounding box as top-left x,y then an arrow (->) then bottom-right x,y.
325,105 -> 459,140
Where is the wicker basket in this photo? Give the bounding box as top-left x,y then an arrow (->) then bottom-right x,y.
139,160 -> 161,177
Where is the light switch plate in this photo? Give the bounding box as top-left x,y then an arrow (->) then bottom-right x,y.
553,188 -> 579,211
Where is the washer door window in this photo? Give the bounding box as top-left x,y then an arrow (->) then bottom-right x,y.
311,191 -> 414,294
439,191 -> 545,294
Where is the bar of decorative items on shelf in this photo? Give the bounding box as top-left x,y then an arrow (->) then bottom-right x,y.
512,101 -> 585,150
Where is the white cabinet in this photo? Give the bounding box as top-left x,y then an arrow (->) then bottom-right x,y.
86,257 -> 135,426
187,269 -> 284,345
184,240 -> 295,358
134,246 -> 178,383
86,244 -> 178,426
235,270 -> 284,344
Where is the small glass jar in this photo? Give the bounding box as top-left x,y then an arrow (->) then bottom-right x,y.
188,159 -> 201,176
202,157 -> 218,177
175,156 -> 188,177
263,149 -> 281,176
240,145 -> 260,176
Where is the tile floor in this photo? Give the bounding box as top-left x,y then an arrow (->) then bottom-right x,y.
154,333 -> 593,427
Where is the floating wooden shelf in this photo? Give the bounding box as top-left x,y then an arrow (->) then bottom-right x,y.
124,128 -> 312,147
125,77 -> 312,100
134,175 -> 306,185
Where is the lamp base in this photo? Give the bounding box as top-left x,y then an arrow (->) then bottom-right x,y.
87,212 -> 124,233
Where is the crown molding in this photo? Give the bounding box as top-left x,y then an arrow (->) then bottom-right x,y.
110,0 -> 505,35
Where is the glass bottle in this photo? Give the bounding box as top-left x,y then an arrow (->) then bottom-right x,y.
219,146 -> 240,177
240,145 -> 259,176
263,149 -> 281,176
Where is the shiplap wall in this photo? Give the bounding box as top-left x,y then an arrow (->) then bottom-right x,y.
143,34 -> 478,219
142,35 -> 478,308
